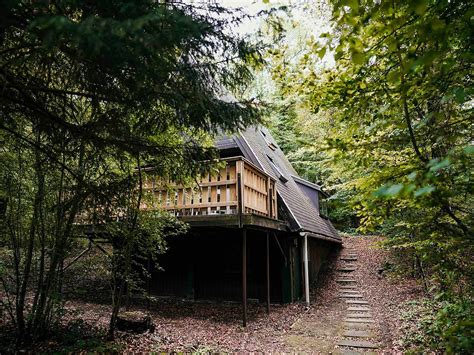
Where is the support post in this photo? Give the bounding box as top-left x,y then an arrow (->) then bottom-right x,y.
266,231 -> 270,314
242,228 -> 247,327
237,172 -> 243,228
303,233 -> 310,308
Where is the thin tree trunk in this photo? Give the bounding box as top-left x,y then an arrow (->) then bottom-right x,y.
396,47 -> 427,164
30,141 -> 86,337
16,128 -> 44,344
108,155 -> 143,340
108,252 -> 127,340
415,253 -> 429,294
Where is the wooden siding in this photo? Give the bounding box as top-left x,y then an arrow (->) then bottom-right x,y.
142,157 -> 277,220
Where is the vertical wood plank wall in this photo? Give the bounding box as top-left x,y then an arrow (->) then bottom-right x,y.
142,158 -> 278,219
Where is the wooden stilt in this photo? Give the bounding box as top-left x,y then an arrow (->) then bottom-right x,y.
266,231 -> 270,314
242,228 -> 247,327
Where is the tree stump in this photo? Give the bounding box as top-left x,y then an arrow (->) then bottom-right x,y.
116,311 -> 155,333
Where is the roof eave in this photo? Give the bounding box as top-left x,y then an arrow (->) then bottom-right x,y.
299,229 -> 342,244
291,175 -> 326,193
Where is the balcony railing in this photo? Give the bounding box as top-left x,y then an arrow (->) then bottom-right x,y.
141,157 -> 277,219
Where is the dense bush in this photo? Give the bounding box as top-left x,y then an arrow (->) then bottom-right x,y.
400,298 -> 474,353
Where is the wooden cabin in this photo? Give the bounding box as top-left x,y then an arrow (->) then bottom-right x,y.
145,126 -> 341,325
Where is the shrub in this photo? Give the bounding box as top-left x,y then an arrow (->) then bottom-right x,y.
400,297 -> 473,353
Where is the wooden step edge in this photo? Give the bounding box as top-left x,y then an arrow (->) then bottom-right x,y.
337,340 -> 379,349
345,318 -> 375,323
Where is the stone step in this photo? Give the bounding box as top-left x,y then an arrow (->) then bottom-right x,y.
347,313 -> 373,318
337,340 -> 378,349
343,330 -> 372,338
337,267 -> 356,272
336,279 -> 357,283
344,322 -> 374,329
339,294 -> 363,298
347,307 -> 371,312
340,257 -> 358,261
338,289 -> 360,293
339,285 -> 358,289
345,318 -> 375,323
344,263 -> 357,267
346,300 -> 369,305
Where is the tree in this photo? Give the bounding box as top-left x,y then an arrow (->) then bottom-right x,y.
0,0 -> 262,344
251,3 -> 360,230
265,0 -> 473,351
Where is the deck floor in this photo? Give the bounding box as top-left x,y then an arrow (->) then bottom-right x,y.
180,213 -> 288,231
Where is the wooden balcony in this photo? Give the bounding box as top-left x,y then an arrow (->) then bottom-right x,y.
74,157 -> 284,232
141,157 -> 278,222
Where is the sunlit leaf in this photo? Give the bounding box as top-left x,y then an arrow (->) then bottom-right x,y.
351,51 -> 365,65
464,145 -> 474,155
414,185 -> 435,197
429,158 -> 450,172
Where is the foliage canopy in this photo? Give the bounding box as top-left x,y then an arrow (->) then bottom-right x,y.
0,0 -> 262,344
263,1 -> 473,350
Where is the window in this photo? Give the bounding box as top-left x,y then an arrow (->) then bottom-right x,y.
319,192 -> 328,218
260,130 -> 278,151
267,155 -> 288,183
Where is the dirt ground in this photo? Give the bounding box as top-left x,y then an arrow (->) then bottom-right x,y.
1,235 -> 424,353
283,235 -> 424,354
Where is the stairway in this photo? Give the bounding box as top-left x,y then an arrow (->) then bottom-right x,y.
336,248 -> 379,353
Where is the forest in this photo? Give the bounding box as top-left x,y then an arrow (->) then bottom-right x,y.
0,0 -> 472,353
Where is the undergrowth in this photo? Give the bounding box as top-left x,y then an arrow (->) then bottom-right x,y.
399,297 -> 473,354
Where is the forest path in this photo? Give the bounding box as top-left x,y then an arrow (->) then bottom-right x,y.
283,236 -> 397,354
335,247 -> 379,353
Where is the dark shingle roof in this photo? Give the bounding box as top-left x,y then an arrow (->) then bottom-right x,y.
215,135 -> 238,150
216,126 -> 340,243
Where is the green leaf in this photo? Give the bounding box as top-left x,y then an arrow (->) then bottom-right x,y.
429,158 -> 450,172
373,183 -> 404,198
318,47 -> 327,59
464,145 -> 474,155
405,184 -> 417,194
387,70 -> 399,83
351,51 -> 365,65
453,88 -> 466,103
413,0 -> 428,15
414,185 -> 435,197
408,172 -> 417,181
386,184 -> 404,196
343,0 -> 359,12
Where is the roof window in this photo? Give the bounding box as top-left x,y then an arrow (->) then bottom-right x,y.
260,130 -> 278,151
267,155 -> 288,183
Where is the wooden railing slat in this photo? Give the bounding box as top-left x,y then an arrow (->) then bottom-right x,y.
141,158 -> 277,220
